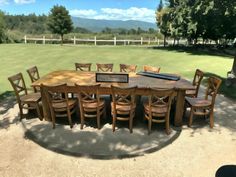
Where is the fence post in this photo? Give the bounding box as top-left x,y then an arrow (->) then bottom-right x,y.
158,39 -> 160,46
114,36 -> 116,46
73,36 -> 76,45
43,36 -> 45,44
141,37 -> 143,45
94,36 -> 97,46
24,35 -> 27,44
148,38 -> 151,45
124,40 -> 126,46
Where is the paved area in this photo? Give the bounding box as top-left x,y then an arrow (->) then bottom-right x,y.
0,91 -> 236,177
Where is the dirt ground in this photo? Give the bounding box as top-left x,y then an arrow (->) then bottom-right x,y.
0,93 -> 236,177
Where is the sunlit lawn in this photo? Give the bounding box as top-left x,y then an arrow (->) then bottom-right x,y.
0,44 -> 234,98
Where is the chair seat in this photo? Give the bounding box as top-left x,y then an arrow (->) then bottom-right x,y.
52,99 -> 77,109
144,103 -> 168,114
82,99 -> 105,109
20,92 -> 41,103
185,97 -> 212,107
111,102 -> 136,113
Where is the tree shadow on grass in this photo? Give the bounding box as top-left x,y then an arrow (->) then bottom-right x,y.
149,46 -> 236,58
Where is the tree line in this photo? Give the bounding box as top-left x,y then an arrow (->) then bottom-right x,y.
156,0 -> 236,46
0,6 -> 158,44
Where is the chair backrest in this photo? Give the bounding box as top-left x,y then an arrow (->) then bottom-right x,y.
96,63 -> 113,72
143,65 -> 161,73
27,66 -> 40,83
192,69 -> 204,96
76,84 -> 101,113
120,64 -> 137,73
111,85 -> 137,109
205,76 -> 222,106
8,73 -> 28,102
41,83 -> 69,112
147,88 -> 175,115
75,63 -> 92,71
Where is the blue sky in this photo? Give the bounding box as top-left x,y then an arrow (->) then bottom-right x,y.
0,0 -> 160,23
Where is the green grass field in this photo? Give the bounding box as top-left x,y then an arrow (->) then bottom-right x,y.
0,44 -> 234,99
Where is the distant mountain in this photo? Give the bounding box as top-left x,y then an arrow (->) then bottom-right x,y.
72,17 -> 157,32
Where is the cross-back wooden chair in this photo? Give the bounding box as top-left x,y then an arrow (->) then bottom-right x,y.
27,66 -> 40,93
8,73 -> 42,120
96,63 -> 113,72
111,86 -> 137,133
75,63 -> 92,71
144,88 -> 175,135
76,84 -> 105,129
120,64 -> 137,73
185,69 -> 204,98
185,76 -> 222,128
41,83 -> 78,129
143,65 -> 161,73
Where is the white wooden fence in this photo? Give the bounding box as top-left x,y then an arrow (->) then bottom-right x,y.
23,35 -> 162,46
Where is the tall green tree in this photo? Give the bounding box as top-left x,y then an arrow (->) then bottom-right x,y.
47,5 -> 73,44
0,11 -> 6,43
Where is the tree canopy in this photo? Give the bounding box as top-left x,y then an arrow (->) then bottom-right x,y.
47,5 -> 73,44
0,11 -> 6,43
156,0 -> 236,45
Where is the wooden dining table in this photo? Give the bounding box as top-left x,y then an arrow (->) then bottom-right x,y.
32,70 -> 195,127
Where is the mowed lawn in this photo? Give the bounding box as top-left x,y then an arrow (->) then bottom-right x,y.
0,44 -> 233,97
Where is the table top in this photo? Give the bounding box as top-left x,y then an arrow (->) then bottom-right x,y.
32,70 -> 194,91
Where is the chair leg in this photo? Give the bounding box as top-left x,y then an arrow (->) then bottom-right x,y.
18,104 -> 24,121
148,118 -> 152,135
80,115 -> 84,130
188,107 -> 194,127
165,117 -> 170,135
52,114 -> 56,129
112,116 -> 116,132
209,109 -> 214,128
97,114 -> 101,129
68,113 -> 73,129
129,117 -> 133,133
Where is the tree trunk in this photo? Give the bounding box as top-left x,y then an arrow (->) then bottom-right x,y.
164,35 -> 166,47
60,34 -> 64,45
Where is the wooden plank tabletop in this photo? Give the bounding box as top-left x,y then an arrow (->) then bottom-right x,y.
32,70 -> 194,91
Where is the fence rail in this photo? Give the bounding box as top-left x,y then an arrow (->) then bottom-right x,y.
23,35 -> 164,46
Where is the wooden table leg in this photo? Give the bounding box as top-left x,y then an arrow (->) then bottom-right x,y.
174,90 -> 185,126
41,87 -> 51,121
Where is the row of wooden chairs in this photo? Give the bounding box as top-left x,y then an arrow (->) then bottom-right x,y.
75,63 -> 161,73
41,83 -> 175,134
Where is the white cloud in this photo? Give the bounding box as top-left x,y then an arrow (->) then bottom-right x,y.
0,0 -> 9,5
70,7 -> 156,23
70,9 -> 97,18
14,0 -> 35,4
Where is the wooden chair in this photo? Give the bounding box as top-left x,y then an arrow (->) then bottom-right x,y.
111,86 -> 137,133
76,84 -> 105,129
120,64 -> 137,73
144,88 -> 175,135
8,73 -> 42,120
27,66 -> 40,93
143,65 -> 161,73
96,63 -> 113,72
185,69 -> 204,98
42,83 -> 78,129
75,63 -> 92,71
185,76 -> 222,128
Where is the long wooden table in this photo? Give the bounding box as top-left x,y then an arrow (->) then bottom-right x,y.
32,70 -> 195,126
